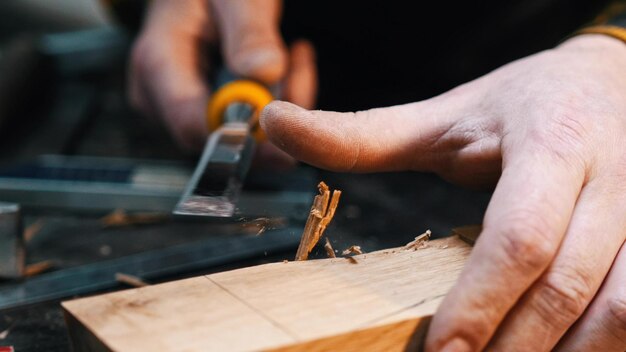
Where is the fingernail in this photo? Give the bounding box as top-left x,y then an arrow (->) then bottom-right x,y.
441,338 -> 472,352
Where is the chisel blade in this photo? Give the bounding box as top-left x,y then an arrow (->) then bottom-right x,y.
174,122 -> 255,217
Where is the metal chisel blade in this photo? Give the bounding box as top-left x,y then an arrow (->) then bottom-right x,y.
174,122 -> 255,217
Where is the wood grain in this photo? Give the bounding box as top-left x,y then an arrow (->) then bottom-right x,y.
63,235 -> 472,352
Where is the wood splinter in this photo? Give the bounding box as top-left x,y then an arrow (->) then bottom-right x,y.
404,229 -> 432,250
295,182 -> 341,261
324,237 -> 336,258
342,245 -> 363,256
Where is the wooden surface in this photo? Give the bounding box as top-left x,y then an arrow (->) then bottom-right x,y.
63,235 -> 472,352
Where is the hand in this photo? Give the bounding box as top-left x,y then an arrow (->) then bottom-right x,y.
128,0 -> 316,158
260,34 -> 626,351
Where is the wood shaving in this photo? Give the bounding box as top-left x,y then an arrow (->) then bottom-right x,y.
324,237 -> 336,258
341,245 -> 363,256
404,230 -> 432,250
115,273 -> 149,288
24,260 -> 55,277
295,182 -> 341,261
101,209 -> 168,228
282,260 -> 289,263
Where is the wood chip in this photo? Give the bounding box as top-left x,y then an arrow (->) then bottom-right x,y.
101,209 -> 168,228
324,237 -> 336,258
295,182 -> 342,261
0,326 -> 12,340
24,219 -> 44,243
345,256 -> 358,264
341,245 -> 363,256
115,273 -> 149,288
404,230 -> 432,250
24,260 -> 55,277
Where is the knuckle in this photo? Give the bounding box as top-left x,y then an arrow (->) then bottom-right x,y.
526,103 -> 592,168
494,212 -> 556,272
607,295 -> 626,332
533,268 -> 594,326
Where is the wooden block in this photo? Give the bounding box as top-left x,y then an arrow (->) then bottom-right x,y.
63,235 -> 472,351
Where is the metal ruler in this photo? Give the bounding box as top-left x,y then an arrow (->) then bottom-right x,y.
0,228 -> 301,310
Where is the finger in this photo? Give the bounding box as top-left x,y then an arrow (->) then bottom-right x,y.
211,0 -> 287,83
129,0 -> 214,150
260,96 -> 484,173
556,231 -> 626,350
557,244 -> 626,351
283,40 -> 318,109
425,150 -> 584,351
488,179 -> 626,351
131,35 -> 209,150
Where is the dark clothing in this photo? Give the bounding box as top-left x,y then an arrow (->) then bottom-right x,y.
282,1 -> 612,111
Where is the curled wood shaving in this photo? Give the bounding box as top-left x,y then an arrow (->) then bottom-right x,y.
324,237 -> 336,258
341,245 -> 363,256
115,273 -> 149,288
295,182 -> 342,261
404,229 -> 432,250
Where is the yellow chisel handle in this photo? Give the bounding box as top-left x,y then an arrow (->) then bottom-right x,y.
206,80 -> 274,142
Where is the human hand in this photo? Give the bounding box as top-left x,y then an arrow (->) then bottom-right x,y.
128,0 -> 316,158
260,34 -> 626,351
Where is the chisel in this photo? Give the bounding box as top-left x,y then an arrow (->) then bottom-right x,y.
174,74 -> 274,217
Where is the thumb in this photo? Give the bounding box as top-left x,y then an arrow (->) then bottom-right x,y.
211,0 -> 287,83
260,99 -> 468,173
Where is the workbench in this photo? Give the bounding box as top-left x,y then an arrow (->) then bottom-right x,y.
0,29 -> 491,351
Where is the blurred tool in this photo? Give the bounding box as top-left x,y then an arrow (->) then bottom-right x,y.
0,155 -> 312,218
174,73 -> 274,217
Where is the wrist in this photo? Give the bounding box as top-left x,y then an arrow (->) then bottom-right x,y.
558,33 -> 626,57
